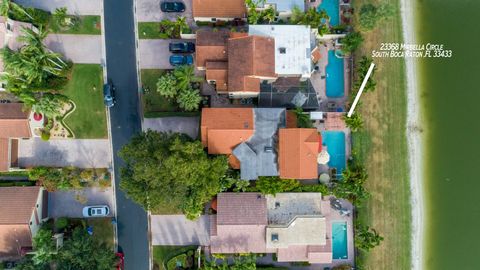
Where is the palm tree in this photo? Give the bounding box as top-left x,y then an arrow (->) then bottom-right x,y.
262,6 -> 276,24
0,0 -> 33,20
176,87 -> 201,111
175,16 -> 187,32
355,225 -> 384,251
289,5 -> 304,24
32,93 -> 68,119
247,8 -> 261,24
292,107 -> 312,128
343,113 -> 363,132
173,65 -> 202,90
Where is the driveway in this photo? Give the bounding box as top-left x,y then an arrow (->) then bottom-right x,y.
143,117 -> 199,139
16,0 -> 103,15
151,215 -> 210,245
45,34 -> 103,64
49,187 -> 114,218
18,138 -> 111,169
136,0 -> 193,26
139,39 -> 192,69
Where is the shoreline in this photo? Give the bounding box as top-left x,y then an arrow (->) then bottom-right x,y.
400,0 -> 424,270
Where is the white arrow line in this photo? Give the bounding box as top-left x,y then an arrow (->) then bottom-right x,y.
347,62 -> 376,117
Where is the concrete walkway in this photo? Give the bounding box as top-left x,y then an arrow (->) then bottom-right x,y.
16,0 -> 103,15
151,215 -> 210,246
18,138 -> 111,169
45,34 -> 103,64
143,117 -> 199,139
49,187 -> 114,218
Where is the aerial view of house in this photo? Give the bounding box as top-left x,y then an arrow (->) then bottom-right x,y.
3,0 -> 469,269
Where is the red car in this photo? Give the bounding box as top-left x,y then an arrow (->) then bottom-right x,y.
115,252 -> 124,270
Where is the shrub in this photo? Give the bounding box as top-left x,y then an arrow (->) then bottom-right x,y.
359,3 -> 394,31
80,169 -> 94,181
255,177 -> 300,195
41,130 -> 51,141
55,217 -> 68,230
341,32 -> 364,53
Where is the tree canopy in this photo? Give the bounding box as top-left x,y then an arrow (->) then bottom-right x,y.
359,3 -> 394,31
355,225 -> 384,251
119,131 -> 229,219
341,32 -> 364,53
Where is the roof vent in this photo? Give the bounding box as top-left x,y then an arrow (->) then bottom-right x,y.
275,202 -> 280,209
264,146 -> 273,152
271,233 -> 279,242
279,47 -> 286,54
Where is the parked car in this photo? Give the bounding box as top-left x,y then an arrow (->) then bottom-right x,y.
115,252 -> 125,270
169,54 -> 194,66
169,42 -> 195,53
103,83 -> 116,107
82,205 -> 110,217
160,1 -> 185,12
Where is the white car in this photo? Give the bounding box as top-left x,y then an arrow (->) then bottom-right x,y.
82,205 -> 110,217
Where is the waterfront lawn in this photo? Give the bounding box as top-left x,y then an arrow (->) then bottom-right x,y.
63,64 -> 107,138
153,245 -> 196,270
51,15 -> 101,35
138,22 -> 169,39
141,69 -> 181,117
352,0 -> 411,269
87,218 -> 114,249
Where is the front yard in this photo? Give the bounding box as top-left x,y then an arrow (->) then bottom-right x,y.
62,64 -> 107,139
87,218 -> 114,249
152,245 -> 197,270
138,22 -> 168,39
50,15 -> 102,35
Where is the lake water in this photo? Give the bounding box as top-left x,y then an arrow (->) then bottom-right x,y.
416,0 -> 480,269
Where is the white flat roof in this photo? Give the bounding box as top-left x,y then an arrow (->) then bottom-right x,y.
249,25 -> 312,77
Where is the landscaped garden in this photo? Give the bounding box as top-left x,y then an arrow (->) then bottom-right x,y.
152,245 -> 197,270
62,64 -> 107,138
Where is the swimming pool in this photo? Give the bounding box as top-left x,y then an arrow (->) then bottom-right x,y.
326,50 -> 345,98
321,131 -> 346,178
318,0 -> 340,26
332,221 -> 348,259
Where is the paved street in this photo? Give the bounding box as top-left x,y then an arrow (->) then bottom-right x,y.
18,138 -> 111,168
16,0 -> 103,15
103,0 -> 149,269
45,34 -> 103,64
136,0 -> 193,26
49,188 -> 114,218
143,117 -> 199,139
150,215 -> 210,246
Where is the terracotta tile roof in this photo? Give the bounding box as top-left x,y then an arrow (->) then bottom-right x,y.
307,243 -> 333,263
0,138 -> 9,172
311,46 -> 321,63
201,108 -> 254,154
0,103 -> 31,139
228,35 -> 276,92
0,224 -> 32,259
0,186 -> 41,224
216,193 -> 267,225
192,0 -> 247,19
324,112 -> 347,130
195,30 -> 229,68
278,128 -> 321,179
206,61 -> 228,90
227,154 -> 241,169
210,224 -> 266,254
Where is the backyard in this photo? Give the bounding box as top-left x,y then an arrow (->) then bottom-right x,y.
152,245 -> 197,270
352,0 -> 411,269
62,64 -> 107,138
50,15 -> 102,35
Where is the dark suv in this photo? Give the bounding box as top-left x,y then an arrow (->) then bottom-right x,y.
160,1 -> 185,12
103,83 -> 116,108
169,42 -> 195,53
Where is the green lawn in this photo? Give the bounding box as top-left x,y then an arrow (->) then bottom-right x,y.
141,69 -> 180,115
352,0 -> 411,269
51,15 -> 101,35
62,64 -> 107,138
138,22 -> 169,39
152,246 -> 196,270
87,218 -> 114,249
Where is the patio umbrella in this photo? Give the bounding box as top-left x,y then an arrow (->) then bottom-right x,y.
317,149 -> 330,164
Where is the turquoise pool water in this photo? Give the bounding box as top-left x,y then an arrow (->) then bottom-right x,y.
321,131 -> 346,178
325,50 -> 345,98
318,0 -> 340,26
332,221 -> 348,259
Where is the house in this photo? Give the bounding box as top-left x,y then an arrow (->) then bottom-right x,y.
248,25 -> 314,80
256,0 -> 305,20
210,192 -> 334,263
0,16 -> 36,91
196,26 -> 317,97
201,108 -> 320,180
0,186 -> 48,260
0,103 -> 34,172
192,0 -> 247,22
